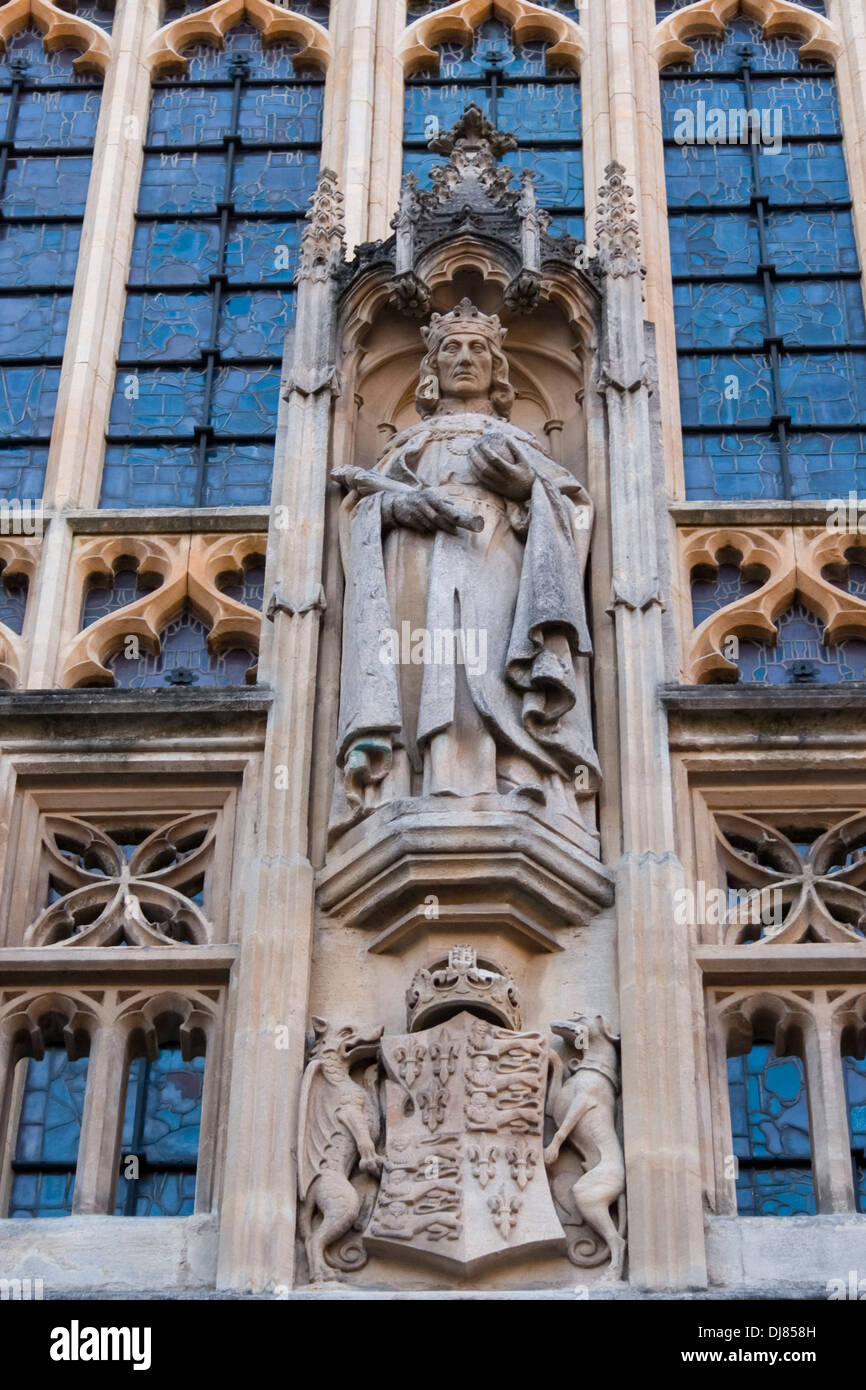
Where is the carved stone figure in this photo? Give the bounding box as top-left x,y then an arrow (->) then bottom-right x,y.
298,1017 -> 384,1283
544,1014 -> 627,1280
329,298 -> 598,840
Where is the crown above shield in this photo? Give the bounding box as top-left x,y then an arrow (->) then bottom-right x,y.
406,945 -> 522,1033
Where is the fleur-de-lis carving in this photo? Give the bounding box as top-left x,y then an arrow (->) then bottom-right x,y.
468,1141 -> 499,1189
488,1185 -> 522,1238
506,1139 -> 537,1191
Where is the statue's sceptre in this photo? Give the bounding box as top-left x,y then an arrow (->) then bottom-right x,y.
331,464 -> 484,533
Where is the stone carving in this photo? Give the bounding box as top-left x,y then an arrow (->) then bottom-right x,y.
545,1015 -> 626,1279
406,945 -> 522,1032
24,813 -> 215,948
594,162 -> 643,281
366,1011 -> 563,1269
298,1018 -> 384,1283
329,297 -> 598,839
297,167 -> 346,284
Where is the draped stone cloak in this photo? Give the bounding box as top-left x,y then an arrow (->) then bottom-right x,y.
330,411 -> 599,834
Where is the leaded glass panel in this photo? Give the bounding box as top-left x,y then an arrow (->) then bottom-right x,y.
727,1042 -> 815,1216
0,30 -> 102,495
115,1049 -> 204,1217
104,26 -> 323,508
662,19 -> 866,498
9,1048 -> 89,1218
844,1054 -> 866,1213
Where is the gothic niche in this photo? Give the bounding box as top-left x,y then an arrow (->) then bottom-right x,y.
316,106 -> 613,952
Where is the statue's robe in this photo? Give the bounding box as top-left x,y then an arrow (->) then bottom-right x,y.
330,410 -> 599,837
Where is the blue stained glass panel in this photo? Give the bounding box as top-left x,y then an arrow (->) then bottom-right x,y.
691,561 -> 762,627
128,221 -> 221,284
200,443 -> 276,505
727,1042 -> 815,1216
114,1050 -> 203,1217
226,219 -> 301,282
0,366 -> 60,438
683,433 -> 783,501
100,445 -> 200,508
0,566 -> 29,633
13,90 -> 102,146
2,155 -> 95,217
139,152 -> 225,214
119,292 -> 213,361
674,282 -> 766,349
107,605 -> 254,687
780,353 -> 866,427
0,447 -> 48,498
211,366 -> 280,433
0,293 -> 73,358
788,434 -> 866,499
0,223 -> 82,287
10,1050 -> 89,1219
109,368 -> 206,435
844,1055 -> 866,1213
218,291 -> 291,357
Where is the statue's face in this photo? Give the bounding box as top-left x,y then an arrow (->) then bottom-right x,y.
435,329 -> 494,400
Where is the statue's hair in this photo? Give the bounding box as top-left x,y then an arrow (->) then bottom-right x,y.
415,337 -> 515,419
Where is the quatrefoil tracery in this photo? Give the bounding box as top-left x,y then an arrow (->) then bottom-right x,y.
716,811 -> 866,946
26,813 -> 215,947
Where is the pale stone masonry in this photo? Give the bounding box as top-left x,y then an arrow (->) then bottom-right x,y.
0,0 -> 865,1298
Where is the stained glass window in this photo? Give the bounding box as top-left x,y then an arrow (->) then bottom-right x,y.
404,16 -> 583,242
0,559 -> 29,634
115,1047 -> 204,1216
0,29 -> 103,501
844,1053 -> 866,1213
9,1046 -> 89,1218
103,24 -> 324,508
661,18 -> 866,499
727,1040 -> 815,1215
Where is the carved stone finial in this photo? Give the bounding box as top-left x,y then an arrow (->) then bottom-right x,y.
406,947 -> 522,1032
296,168 -> 346,283
429,102 -> 518,160
594,162 -> 643,279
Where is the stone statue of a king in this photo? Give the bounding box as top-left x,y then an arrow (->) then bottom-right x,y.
329,298 -> 599,842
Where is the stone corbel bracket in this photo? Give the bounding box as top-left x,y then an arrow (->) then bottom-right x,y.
399,0 -> 585,77
146,0 -> 332,75
0,0 -> 112,74
652,0 -> 839,70
681,525 -> 866,683
316,809 -> 615,955
60,533 -> 264,687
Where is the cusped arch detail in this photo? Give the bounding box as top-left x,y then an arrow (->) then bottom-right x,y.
146,0 -> 331,77
653,0 -> 839,70
400,0 -> 584,77
0,0 -> 112,74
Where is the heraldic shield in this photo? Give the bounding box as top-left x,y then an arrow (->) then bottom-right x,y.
364,1012 -> 565,1271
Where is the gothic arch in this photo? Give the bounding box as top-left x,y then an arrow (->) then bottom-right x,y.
0,0 -> 111,73
146,0 -> 332,76
652,0 -> 839,69
400,0 -> 585,77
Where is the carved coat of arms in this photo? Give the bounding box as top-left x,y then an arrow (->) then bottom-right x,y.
364,1011 -> 565,1270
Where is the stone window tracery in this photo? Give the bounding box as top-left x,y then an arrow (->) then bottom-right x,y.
0,25 -> 103,501
103,20 -> 325,508
660,15 -> 866,499
403,14 -> 583,240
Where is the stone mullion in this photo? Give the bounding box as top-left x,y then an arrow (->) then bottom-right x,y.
323,0 -> 378,252
216,172 -> 344,1293
597,165 -> 707,1289
631,0 -> 683,497
71,1020 -> 129,1216
368,0 -> 406,242
807,1004 -> 855,1215
579,0 -> 609,239
829,0 -> 866,318
25,0 -> 161,690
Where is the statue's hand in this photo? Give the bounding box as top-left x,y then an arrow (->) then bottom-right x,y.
469,432 -> 534,502
383,488 -> 465,535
